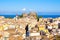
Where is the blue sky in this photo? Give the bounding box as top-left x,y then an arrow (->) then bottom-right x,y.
0,0 -> 60,15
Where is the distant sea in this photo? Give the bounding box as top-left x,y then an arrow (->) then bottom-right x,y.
0,15 -> 60,18
0,12 -> 60,18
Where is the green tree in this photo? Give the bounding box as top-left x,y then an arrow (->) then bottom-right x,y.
39,16 -> 42,18
18,14 -> 23,18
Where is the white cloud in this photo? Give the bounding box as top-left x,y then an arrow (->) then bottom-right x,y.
22,8 -> 26,11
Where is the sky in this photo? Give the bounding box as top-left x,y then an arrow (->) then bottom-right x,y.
0,0 -> 60,15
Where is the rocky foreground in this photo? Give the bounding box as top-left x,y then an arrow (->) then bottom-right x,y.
0,12 -> 60,40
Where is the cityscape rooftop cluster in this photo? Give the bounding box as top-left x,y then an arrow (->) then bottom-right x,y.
0,12 -> 60,40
